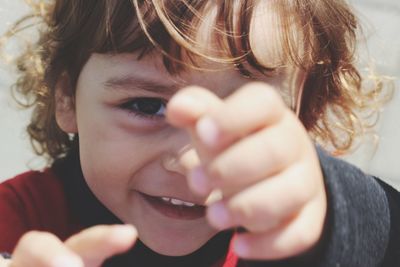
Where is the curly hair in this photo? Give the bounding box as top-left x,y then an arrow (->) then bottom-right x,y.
1,0 -> 392,163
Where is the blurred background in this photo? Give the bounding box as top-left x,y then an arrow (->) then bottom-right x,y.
0,0 -> 399,189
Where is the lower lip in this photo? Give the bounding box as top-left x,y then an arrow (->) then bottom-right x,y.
139,192 -> 206,220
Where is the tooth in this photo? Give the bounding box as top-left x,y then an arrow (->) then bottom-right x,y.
182,201 -> 195,207
161,197 -> 171,202
170,198 -> 184,205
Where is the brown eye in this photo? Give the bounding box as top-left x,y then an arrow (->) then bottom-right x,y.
121,97 -> 166,118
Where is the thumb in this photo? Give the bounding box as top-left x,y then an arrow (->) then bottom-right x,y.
65,225 -> 137,267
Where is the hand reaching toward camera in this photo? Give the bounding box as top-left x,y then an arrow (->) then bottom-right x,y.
167,82 -> 327,260
0,225 -> 136,267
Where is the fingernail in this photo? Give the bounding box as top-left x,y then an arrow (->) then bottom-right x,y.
52,255 -> 83,267
234,238 -> 249,257
189,167 -> 210,195
207,202 -> 230,229
196,116 -> 219,147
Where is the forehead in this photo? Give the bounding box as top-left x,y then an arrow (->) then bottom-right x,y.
88,53 -> 258,90
81,51 -> 297,108
98,0 -> 303,75
77,0 -> 304,101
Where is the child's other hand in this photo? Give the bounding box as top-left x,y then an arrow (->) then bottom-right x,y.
167,82 -> 327,260
3,225 -> 137,267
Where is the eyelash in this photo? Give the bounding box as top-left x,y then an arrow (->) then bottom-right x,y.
119,97 -> 167,120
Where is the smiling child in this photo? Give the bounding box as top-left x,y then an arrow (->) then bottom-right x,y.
1,1 -> 399,266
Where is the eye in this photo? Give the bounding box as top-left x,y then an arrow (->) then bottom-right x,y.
120,97 -> 166,119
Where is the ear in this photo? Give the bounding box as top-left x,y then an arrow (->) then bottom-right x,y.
55,75 -> 78,133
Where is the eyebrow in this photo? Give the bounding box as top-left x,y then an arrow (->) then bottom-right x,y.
103,75 -> 183,94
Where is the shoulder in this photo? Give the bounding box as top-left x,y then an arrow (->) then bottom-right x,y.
1,168 -> 61,188
0,169 -> 64,207
315,147 -> 400,266
0,170 -> 72,252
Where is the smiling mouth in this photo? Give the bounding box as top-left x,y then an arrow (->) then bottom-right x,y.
139,192 -> 206,220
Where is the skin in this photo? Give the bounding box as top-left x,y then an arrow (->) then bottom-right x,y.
0,1 -> 329,265
1,52 -> 327,267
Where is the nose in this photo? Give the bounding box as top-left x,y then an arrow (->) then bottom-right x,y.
162,144 -> 200,176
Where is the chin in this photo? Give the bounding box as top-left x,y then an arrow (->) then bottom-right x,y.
148,244 -> 201,256
139,230 -> 216,256
116,190 -> 220,256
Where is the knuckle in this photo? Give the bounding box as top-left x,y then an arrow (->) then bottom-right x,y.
269,148 -> 285,166
229,200 -> 255,224
262,141 -> 287,170
207,162 -> 227,185
293,182 -> 311,206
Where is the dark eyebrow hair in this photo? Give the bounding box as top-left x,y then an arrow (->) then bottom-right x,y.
103,75 -> 183,94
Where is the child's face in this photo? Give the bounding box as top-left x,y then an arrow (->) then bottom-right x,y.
60,52 -> 299,256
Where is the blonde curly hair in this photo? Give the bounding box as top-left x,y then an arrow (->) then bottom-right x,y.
1,0 -> 392,163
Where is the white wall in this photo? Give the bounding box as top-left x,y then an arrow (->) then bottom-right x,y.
0,1 -> 39,179
0,0 -> 399,189
346,0 -> 400,188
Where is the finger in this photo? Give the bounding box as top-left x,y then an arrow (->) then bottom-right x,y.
167,86 -> 224,161
12,231 -> 83,267
206,163 -> 317,231
195,82 -> 286,151
65,225 -> 137,267
189,112 -> 303,196
0,258 -> 11,267
232,189 -> 327,260
166,86 -> 222,129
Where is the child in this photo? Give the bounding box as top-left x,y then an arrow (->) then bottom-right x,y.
1,0 -> 399,266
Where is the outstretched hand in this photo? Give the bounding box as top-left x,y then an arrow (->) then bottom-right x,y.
0,225 -> 137,267
167,82 -> 327,260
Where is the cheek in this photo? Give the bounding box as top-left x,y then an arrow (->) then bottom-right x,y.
77,115 -> 161,192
